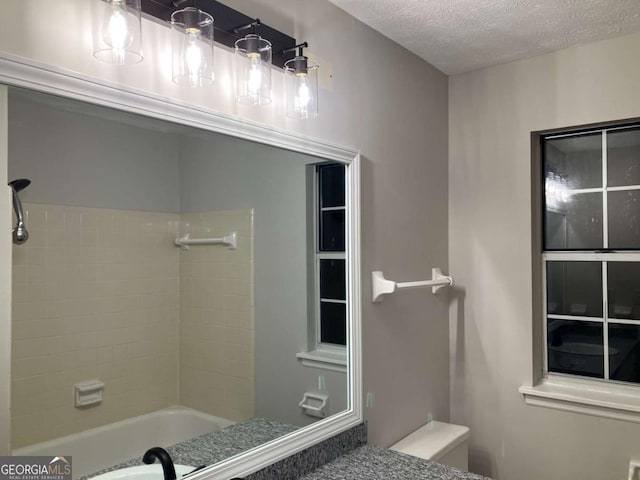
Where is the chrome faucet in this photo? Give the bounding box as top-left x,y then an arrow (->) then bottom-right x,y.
143,447 -> 176,480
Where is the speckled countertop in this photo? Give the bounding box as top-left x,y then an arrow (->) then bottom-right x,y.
85,418 -> 297,479
297,445 -> 491,480
87,420 -> 490,480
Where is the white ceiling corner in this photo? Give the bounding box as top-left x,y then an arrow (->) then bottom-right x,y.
327,0 -> 640,75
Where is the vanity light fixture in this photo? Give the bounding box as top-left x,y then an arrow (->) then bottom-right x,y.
283,43 -> 319,120
92,0 -> 315,117
93,0 -> 143,65
171,6 -> 215,87
234,19 -> 272,105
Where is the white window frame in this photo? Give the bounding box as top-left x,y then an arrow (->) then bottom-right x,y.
521,120 -> 640,423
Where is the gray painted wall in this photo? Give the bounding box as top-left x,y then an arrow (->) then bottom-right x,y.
449,31 -> 640,480
8,91 -> 181,213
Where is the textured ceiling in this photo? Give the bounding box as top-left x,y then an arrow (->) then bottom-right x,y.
327,0 -> 640,75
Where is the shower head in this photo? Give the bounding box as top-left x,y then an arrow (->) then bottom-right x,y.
9,178 -> 31,192
8,178 -> 30,245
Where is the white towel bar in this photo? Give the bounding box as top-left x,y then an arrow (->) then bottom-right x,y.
372,268 -> 453,302
174,232 -> 237,250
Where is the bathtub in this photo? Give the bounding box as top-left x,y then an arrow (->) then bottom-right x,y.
12,406 -> 235,479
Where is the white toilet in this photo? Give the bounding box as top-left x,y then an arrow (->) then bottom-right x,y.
390,421 -> 470,471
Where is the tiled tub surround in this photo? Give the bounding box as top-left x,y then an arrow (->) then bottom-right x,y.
11,203 -> 254,448
179,209 -> 255,422
12,203 -> 180,448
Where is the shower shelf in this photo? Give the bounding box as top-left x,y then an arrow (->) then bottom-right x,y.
174,232 -> 237,250
371,268 -> 453,303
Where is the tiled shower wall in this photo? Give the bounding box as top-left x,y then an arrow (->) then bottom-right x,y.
11,204 -> 254,448
11,204 -> 180,448
179,209 -> 254,422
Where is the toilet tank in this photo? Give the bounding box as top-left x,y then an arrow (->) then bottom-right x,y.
389,421 -> 470,471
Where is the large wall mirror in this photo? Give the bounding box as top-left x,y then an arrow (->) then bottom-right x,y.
0,56 -> 361,480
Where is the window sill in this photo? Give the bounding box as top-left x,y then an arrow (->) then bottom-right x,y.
296,350 -> 347,373
519,377 -> 640,423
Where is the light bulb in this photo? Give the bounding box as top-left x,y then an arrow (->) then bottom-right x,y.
102,1 -> 132,52
93,0 -> 142,65
247,54 -> 263,96
284,48 -> 317,118
559,175 -> 570,203
294,75 -> 311,116
170,7 -> 213,86
545,172 -> 571,208
185,28 -> 204,85
546,172 -> 558,208
235,35 -> 271,104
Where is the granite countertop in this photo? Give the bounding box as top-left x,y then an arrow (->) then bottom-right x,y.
87,419 -> 490,480
298,445 -> 491,480
85,418 -> 298,479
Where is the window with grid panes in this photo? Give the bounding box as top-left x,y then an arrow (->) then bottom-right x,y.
543,125 -> 640,384
316,163 -> 347,347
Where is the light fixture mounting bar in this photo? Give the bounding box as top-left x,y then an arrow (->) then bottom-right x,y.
233,18 -> 261,35
282,41 -> 308,57
140,0 -> 297,68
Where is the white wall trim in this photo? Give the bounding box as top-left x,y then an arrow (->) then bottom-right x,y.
0,52 -> 363,479
0,52 -> 354,162
0,85 -> 11,456
296,350 -> 348,373
519,377 -> 640,423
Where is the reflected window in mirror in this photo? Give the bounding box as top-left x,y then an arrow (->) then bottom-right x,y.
540,123 -> 640,385
317,164 -> 346,348
298,163 -> 348,370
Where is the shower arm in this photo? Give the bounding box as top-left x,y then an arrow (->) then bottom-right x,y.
8,178 -> 30,245
11,185 -> 25,226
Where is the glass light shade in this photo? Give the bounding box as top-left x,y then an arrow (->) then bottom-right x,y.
284,56 -> 319,119
234,34 -> 272,105
171,8 -> 214,87
93,0 -> 143,65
